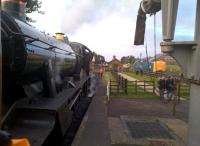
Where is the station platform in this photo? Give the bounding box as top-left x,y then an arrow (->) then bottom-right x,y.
71,78 -> 188,146
71,79 -> 110,146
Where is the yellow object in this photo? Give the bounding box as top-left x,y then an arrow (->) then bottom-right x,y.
55,33 -> 65,41
10,139 -> 30,146
153,60 -> 166,72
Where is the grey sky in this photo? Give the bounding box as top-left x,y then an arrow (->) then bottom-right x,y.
29,0 -> 197,61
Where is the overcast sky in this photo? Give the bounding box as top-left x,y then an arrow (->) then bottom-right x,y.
29,0 -> 197,61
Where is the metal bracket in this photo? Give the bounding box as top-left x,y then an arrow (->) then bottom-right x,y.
161,41 -> 199,81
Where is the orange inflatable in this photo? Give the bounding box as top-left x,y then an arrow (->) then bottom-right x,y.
9,139 -> 30,146
153,60 -> 166,72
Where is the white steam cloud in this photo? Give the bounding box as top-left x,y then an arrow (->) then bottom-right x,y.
61,0 -> 140,34
61,0 -> 102,33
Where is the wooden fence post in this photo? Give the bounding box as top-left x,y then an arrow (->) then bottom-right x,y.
125,79 -> 127,94
144,80 -> 146,92
117,81 -> 119,94
109,79 -> 111,95
120,76 -> 122,88
153,80 -> 155,94
107,80 -> 110,101
178,81 -> 181,104
173,94 -> 177,116
118,75 -> 120,87
135,80 -> 138,95
122,77 -> 124,89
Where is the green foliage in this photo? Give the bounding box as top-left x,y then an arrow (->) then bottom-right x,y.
94,54 -> 105,64
124,72 -> 153,82
179,84 -> 190,100
111,92 -> 159,99
103,72 -> 116,81
121,55 -> 136,64
166,65 -> 182,76
25,0 -> 44,22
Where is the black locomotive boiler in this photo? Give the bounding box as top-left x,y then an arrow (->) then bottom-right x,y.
1,0 -> 93,146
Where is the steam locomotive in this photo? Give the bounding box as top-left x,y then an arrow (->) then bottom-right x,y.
1,0 -> 93,146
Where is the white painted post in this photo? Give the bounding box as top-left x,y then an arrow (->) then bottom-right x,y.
107,80 -> 110,101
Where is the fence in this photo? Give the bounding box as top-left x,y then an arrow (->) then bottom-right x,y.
108,72 -> 190,116
108,72 -> 189,99
109,73 -> 156,95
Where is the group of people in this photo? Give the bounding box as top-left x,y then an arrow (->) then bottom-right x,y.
158,76 -> 175,103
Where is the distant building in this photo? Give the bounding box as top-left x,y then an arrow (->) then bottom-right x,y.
107,55 -> 123,72
123,63 -> 131,72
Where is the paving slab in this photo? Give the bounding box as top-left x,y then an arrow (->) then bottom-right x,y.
158,118 -> 188,146
108,115 -> 186,146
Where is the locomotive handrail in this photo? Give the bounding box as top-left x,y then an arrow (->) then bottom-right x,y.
2,20 -> 83,57
29,43 -> 74,56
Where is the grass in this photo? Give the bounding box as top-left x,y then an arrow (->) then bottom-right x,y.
104,71 -> 159,99
104,71 -> 190,100
124,71 -> 190,99
124,72 -> 157,86
179,84 -> 190,100
111,92 -> 159,99
111,80 -> 159,99
103,71 -> 116,82
124,72 -> 154,81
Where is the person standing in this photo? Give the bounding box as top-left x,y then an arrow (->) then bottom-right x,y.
99,68 -> 104,78
166,76 -> 174,101
158,76 -> 165,101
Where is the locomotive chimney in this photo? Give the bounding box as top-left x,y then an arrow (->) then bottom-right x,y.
55,33 -> 65,41
1,0 -> 27,21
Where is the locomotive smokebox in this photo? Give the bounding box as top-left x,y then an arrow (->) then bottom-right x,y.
1,0 -> 27,21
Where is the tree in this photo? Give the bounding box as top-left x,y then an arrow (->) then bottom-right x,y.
121,56 -> 128,64
25,0 -> 44,22
121,55 -> 136,64
128,56 -> 136,64
94,54 -> 105,64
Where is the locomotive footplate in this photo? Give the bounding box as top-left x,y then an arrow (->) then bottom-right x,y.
1,77 -> 91,146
